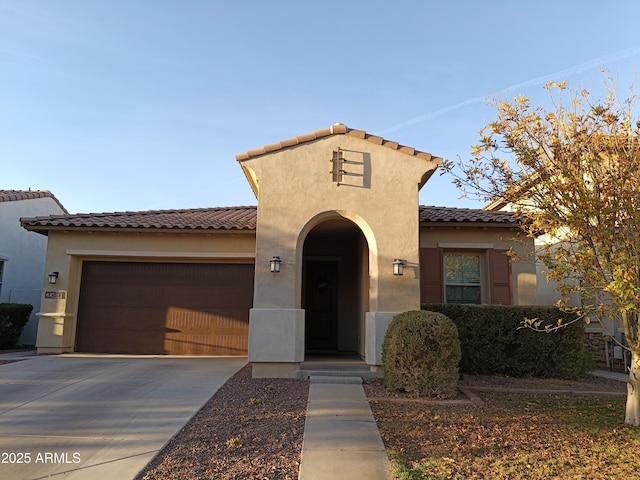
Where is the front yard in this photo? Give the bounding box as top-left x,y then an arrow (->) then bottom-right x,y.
134,364 -> 638,480
369,375 -> 639,480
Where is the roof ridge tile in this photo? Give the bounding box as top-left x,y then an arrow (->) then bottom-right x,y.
236,124 -> 442,163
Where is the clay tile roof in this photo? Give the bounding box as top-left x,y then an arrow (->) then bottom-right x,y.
419,205 -> 521,225
21,206 -> 257,234
0,189 -> 69,214
235,123 -> 441,163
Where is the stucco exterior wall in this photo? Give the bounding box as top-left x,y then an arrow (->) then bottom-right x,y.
0,197 -> 66,344
420,226 -> 537,305
36,229 -> 256,353
242,134 -> 436,313
241,134 -> 439,373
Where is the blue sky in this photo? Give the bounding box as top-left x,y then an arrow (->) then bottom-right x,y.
2,1 -> 639,214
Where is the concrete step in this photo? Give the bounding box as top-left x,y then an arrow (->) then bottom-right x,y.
309,375 -> 363,384
299,369 -> 379,381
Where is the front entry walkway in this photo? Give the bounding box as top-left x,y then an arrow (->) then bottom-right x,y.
298,378 -> 392,480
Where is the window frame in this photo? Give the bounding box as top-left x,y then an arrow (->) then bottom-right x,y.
443,251 -> 486,304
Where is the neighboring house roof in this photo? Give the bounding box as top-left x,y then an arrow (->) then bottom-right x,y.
20,206 -> 258,235
419,206 -> 521,226
21,205 -> 520,235
0,189 -> 69,214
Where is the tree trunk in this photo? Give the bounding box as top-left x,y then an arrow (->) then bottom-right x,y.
625,349 -> 640,426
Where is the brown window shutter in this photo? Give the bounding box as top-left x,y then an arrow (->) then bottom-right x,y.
490,249 -> 512,305
420,248 -> 444,303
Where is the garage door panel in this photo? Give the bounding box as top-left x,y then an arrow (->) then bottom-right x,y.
76,262 -> 254,355
168,284 -> 253,303
80,307 -> 168,330
77,329 -> 165,355
78,285 -> 164,308
163,333 -> 247,356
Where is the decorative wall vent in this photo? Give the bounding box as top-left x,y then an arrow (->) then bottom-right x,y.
330,148 -> 345,185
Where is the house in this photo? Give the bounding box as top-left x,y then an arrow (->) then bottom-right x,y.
0,190 -> 68,345
21,125 -> 536,377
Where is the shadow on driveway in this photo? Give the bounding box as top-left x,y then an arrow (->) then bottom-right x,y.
0,354 -> 246,480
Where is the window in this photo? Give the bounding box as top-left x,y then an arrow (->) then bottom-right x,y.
444,253 -> 481,304
0,261 -> 4,299
420,248 -> 512,305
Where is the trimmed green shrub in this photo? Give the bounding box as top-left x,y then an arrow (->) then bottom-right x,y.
382,310 -> 461,398
0,303 -> 33,349
422,304 -> 594,379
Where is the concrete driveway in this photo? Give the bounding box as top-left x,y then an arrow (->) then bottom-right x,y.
0,353 -> 246,480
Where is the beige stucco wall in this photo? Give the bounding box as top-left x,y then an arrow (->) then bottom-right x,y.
420,226 -> 537,305
241,134 -> 439,374
36,229 -> 256,353
242,134 -> 437,313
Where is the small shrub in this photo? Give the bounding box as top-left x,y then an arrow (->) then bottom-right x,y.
0,303 -> 33,349
382,310 -> 461,398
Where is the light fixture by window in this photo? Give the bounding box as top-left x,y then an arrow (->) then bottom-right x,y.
48,271 -> 59,284
392,259 -> 406,276
269,256 -> 282,273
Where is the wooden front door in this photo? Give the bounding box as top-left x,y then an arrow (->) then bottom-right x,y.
304,260 -> 339,351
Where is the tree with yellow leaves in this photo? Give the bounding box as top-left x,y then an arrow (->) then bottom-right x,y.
443,74 -> 640,425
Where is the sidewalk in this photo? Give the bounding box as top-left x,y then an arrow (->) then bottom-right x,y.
0,349 -> 36,359
298,377 -> 392,480
591,369 -> 629,383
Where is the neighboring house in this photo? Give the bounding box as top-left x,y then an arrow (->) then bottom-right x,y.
21,124 -> 536,377
484,198 -> 621,368
0,190 -> 68,345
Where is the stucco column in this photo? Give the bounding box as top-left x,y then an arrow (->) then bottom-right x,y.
249,218 -> 305,378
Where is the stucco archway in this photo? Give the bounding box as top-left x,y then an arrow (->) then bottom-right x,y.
296,212 -> 375,358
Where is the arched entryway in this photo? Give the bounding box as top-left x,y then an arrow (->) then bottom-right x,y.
301,218 -> 369,356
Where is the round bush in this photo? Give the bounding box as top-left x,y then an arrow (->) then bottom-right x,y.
382,310 -> 461,398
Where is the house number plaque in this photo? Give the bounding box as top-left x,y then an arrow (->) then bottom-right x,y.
44,291 -> 66,299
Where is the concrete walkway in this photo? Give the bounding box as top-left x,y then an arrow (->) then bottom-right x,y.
298,377 -> 392,480
591,369 -> 629,383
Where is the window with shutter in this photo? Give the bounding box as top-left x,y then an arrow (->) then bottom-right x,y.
420,247 -> 513,305
420,248 -> 443,303
489,249 -> 512,305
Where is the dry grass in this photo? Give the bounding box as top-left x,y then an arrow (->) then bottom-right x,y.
369,375 -> 640,480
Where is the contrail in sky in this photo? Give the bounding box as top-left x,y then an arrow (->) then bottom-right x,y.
378,45 -> 640,135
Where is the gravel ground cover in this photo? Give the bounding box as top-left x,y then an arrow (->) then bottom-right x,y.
136,367 -> 630,480
136,364 -> 309,480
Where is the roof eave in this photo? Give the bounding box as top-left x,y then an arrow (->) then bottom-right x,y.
419,221 -> 521,229
21,225 -> 256,235
238,163 -> 259,199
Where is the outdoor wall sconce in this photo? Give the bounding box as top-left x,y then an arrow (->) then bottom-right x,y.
269,256 -> 282,273
393,259 -> 406,276
48,271 -> 59,284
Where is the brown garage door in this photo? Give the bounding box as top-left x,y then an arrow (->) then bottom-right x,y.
76,261 -> 254,355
